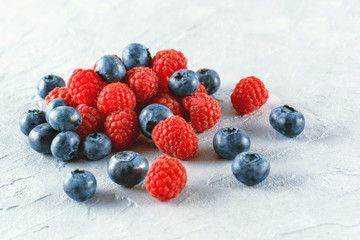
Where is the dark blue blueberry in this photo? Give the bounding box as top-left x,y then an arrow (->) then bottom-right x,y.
95,55 -> 126,83
213,127 -> 251,160
139,104 -> 174,139
81,133 -> 112,161
45,98 -> 68,122
28,123 -> 58,154
269,105 -> 305,138
122,43 -> 152,70
37,74 -> 66,99
196,68 -> 221,95
232,152 -> 270,186
19,109 -> 46,136
168,69 -> 199,97
107,151 -> 149,188
48,106 -> 82,131
51,131 -> 81,161
63,169 -> 97,202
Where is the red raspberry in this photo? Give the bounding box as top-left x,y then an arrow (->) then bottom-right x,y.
145,155 -> 187,201
125,67 -> 159,104
74,104 -> 106,140
149,92 -> 183,116
231,76 -> 269,115
45,87 -> 77,107
152,49 -> 187,92
181,92 -> 221,133
152,116 -> 198,160
68,69 -> 106,107
97,82 -> 136,114
104,109 -> 139,150
197,83 -> 207,94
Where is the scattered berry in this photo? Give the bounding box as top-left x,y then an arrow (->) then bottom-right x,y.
19,109 -> 46,136
196,68 -> 220,95
37,74 -> 66,99
168,69 -> 199,97
51,131 -> 81,161
45,87 -> 77,107
63,169 -> 97,202
122,43 -> 152,70
28,123 -> 58,154
81,133 -> 112,161
48,106 -> 82,131
46,98 -> 68,122
74,104 -> 105,140
94,55 -> 127,83
269,105 -> 305,138
149,92 -> 183,116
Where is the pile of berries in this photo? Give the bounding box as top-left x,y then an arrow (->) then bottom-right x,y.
20,43 -> 305,202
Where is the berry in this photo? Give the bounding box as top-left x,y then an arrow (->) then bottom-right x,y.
122,43 -> 152,70
19,109 -> 46,136
152,116 -> 198,160
213,127 -> 251,160
196,83 -> 208,94
94,55 -> 127,83
46,98 -> 68,122
196,68 -> 220,95
168,69 -> 199,97
232,152 -> 270,186
149,92 -> 183,116
104,109 -> 139,150
63,169 -> 97,202
269,105 -> 305,138
37,74 -> 66,99
139,104 -> 174,139
97,82 -> 136,114
145,155 -> 187,201
28,123 -> 58,154
152,49 -> 187,92
81,133 -> 112,161
125,67 -> 159,104
48,106 -> 82,131
51,131 -> 81,161
231,76 -> 269,115
107,151 -> 149,187
74,104 -> 105,140
45,87 -> 77,107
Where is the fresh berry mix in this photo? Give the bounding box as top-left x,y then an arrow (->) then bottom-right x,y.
46,87 -> 77,107
149,92 -> 183,116
139,104 -> 174,139
51,131 -> 81,161
19,109 -> 46,136
269,105 -> 305,138
81,133 -> 112,161
37,74 -> 66,99
168,69 -> 199,97
46,98 -> 68,122
107,151 -> 149,187
63,169 -> 97,202
213,127 -> 251,160
28,123 -> 58,154
74,104 -> 105,140
232,152 -> 270,186
122,43 -> 152,70
94,55 -> 127,83
196,68 -> 220,95
48,106 -> 82,131
145,155 -> 187,201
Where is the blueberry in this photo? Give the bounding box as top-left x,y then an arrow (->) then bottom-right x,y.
95,55 -> 127,83
46,98 -> 68,122
213,127 -> 251,160
63,169 -> 97,202
28,123 -> 58,154
168,69 -> 199,97
269,105 -> 305,138
107,151 -> 149,187
81,133 -> 112,161
196,68 -> 221,95
122,43 -> 152,70
48,106 -> 82,131
19,109 -> 46,136
139,104 -> 174,139
232,152 -> 270,186
51,131 -> 81,161
37,74 -> 66,99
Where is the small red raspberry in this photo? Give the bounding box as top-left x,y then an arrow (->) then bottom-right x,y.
97,82 -> 136,114
104,109 -> 139,150
152,49 -> 187,92
152,116 -> 198,160
45,87 -> 77,107
74,104 -> 106,140
145,155 -> 187,201
125,67 -> 159,104
197,83 -> 208,94
231,76 -> 269,115
149,92 -> 183,116
68,69 -> 106,107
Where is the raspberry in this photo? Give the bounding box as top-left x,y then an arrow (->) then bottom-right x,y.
197,83 -> 207,94
145,155 -> 187,201
149,92 -> 183,116
181,92 -> 221,133
45,87 -> 77,107
68,69 -> 106,107
74,104 -> 106,140
152,116 -> 198,160
231,76 -> 269,115
152,49 -> 187,92
104,109 -> 139,150
97,82 -> 136,114
125,67 -> 159,104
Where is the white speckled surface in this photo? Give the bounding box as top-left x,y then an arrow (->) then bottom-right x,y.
1,0 -> 360,239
